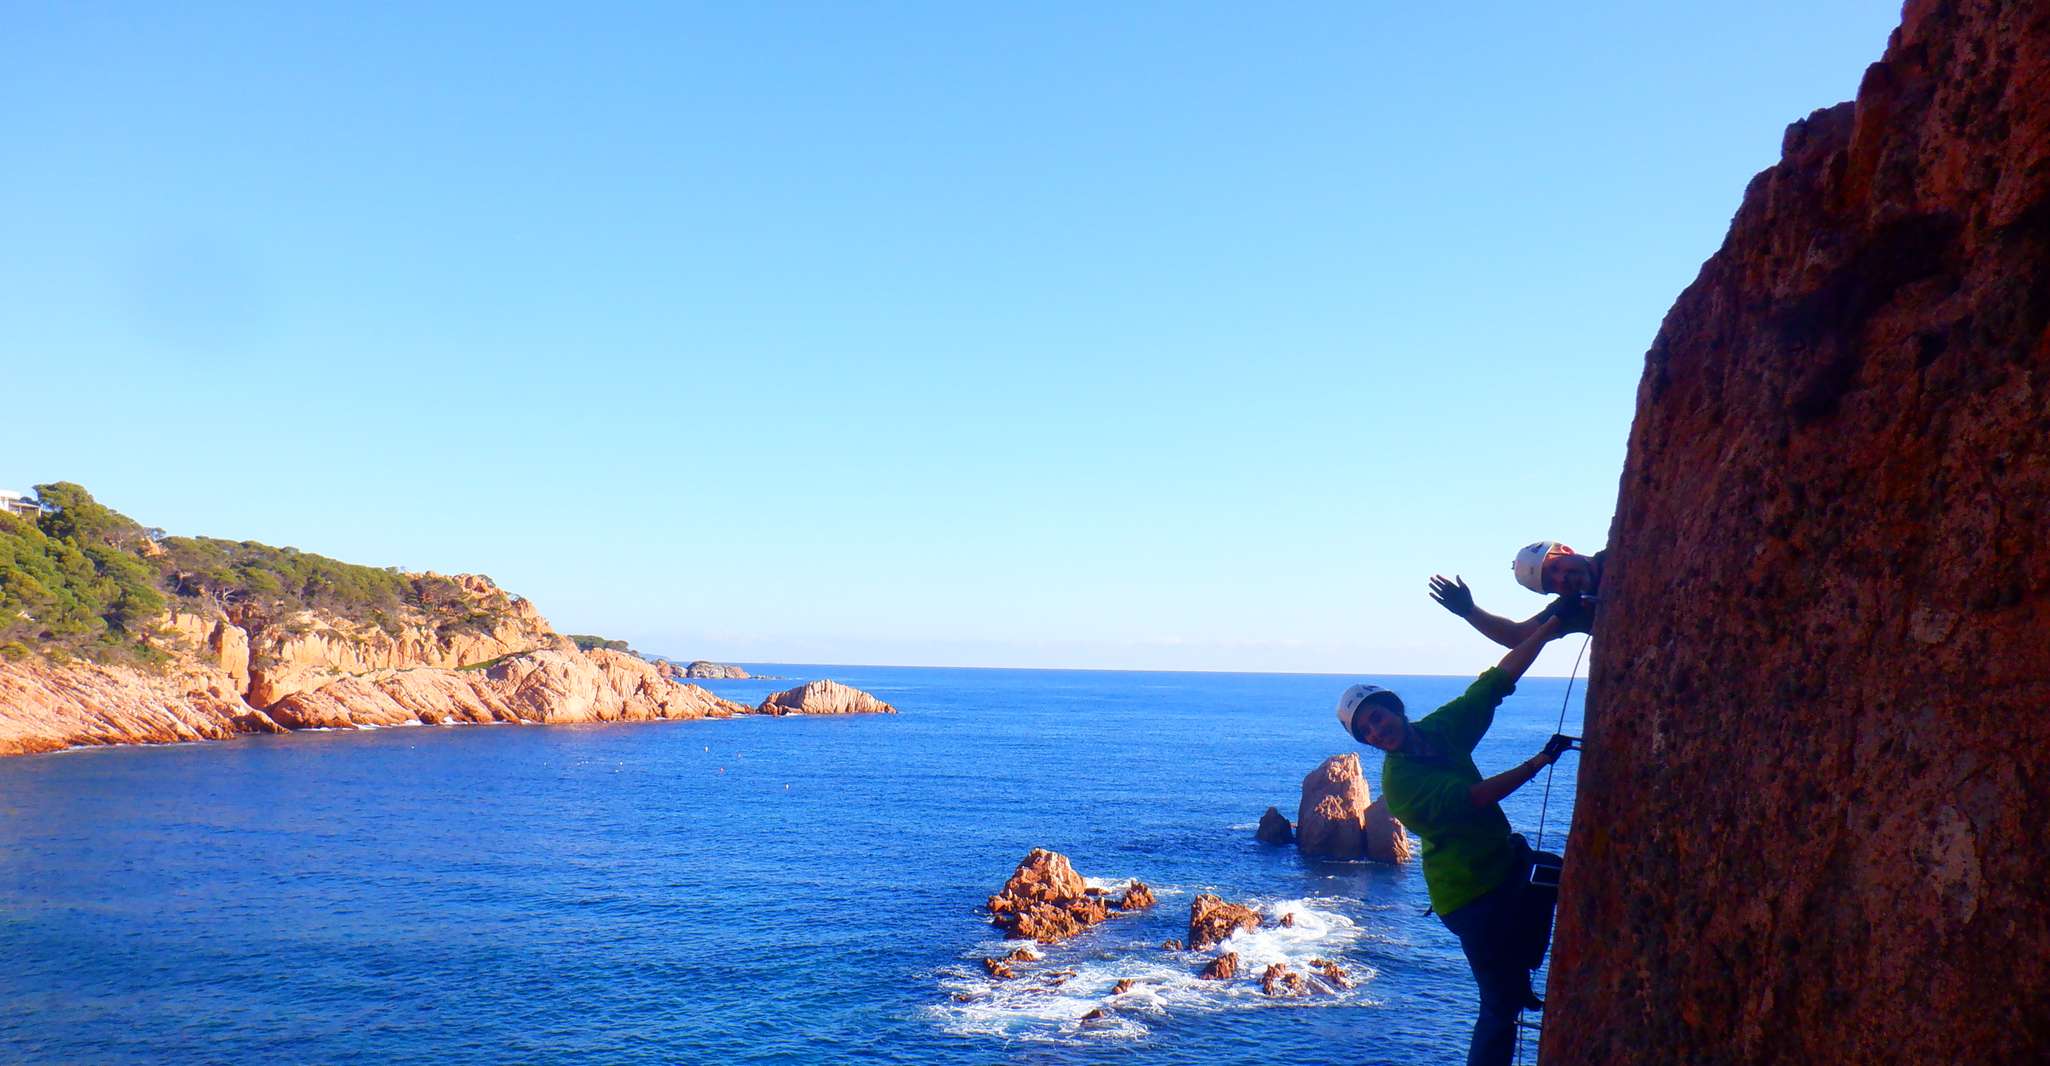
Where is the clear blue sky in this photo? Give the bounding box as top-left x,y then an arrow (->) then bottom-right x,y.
3,2 -> 1901,674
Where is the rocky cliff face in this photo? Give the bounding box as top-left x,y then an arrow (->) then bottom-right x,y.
265,648 -> 752,730
0,656 -> 282,756
1546,2 -> 2050,1062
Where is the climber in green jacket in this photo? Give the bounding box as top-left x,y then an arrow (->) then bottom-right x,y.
1334,616 -> 1576,1066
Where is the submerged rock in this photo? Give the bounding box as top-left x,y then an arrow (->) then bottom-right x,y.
1310,958 -> 1353,990
1296,753 -> 1411,863
1112,978 -> 1139,995
756,679 -> 897,717
1187,893 -> 1261,951
1160,939 -> 1183,952
1255,806 -> 1294,845
982,958 -> 1014,980
1197,952 -> 1239,981
1260,963 -> 1307,997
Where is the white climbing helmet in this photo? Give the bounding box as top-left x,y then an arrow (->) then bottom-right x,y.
1335,684 -> 1405,740
1514,540 -> 1568,594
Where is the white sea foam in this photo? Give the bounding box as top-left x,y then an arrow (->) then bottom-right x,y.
928,890 -> 1379,1046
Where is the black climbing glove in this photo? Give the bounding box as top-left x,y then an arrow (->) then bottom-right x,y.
1548,593 -> 1595,634
1538,733 -> 1578,766
1429,574 -> 1475,618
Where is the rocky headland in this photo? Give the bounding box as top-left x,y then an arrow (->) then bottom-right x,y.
0,485 -> 893,757
1546,2 -> 2050,1061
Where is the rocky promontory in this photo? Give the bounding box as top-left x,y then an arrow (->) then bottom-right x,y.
0,485 -> 896,756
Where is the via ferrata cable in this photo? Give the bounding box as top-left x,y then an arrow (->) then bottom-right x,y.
1533,633 -> 1591,853
1519,633 -> 1593,1066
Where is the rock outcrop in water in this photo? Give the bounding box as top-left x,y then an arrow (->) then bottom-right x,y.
1255,806 -> 1293,845
986,849 -> 1151,943
1546,3 -> 2050,1062
1294,753 -> 1412,863
1187,893 -> 1261,951
756,679 -> 897,717
1260,963 -> 1307,997
680,660 -> 754,680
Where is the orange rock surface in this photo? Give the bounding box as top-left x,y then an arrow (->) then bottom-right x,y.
756,679 -> 897,716
1260,963 -> 1307,997
1545,3 -> 2050,1062
986,849 -> 1139,943
1295,753 -> 1411,863
1186,893 -> 1261,951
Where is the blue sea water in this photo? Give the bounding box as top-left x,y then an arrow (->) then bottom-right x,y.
0,664 -> 1584,1065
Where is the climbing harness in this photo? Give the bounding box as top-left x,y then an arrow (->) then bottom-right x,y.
1517,633 -> 1593,1066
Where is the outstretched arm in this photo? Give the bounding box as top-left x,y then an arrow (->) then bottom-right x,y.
1430,574 -> 1551,649
1494,614 -> 1563,684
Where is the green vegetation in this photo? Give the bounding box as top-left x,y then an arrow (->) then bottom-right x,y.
568,634 -> 633,653
0,483 -> 516,665
0,486 -> 166,664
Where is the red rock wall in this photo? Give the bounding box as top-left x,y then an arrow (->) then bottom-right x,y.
1545,1 -> 2050,1061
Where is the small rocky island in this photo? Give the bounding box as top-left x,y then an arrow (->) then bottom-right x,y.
653,659 -> 765,681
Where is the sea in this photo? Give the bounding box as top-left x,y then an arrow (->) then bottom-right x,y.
0,664 -> 1584,1065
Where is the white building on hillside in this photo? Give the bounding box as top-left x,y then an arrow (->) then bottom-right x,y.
1,490 -> 43,519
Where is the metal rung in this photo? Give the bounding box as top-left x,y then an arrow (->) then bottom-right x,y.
1516,1019 -> 1544,1031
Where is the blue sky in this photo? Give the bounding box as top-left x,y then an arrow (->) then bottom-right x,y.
3,1 -> 1901,673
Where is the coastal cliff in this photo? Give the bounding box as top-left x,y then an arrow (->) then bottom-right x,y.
0,486 -> 885,755
1545,2 -> 2050,1062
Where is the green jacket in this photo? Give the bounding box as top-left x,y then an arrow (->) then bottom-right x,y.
1381,667 -> 1518,916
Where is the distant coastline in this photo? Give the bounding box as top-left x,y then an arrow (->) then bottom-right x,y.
0,484 -> 887,757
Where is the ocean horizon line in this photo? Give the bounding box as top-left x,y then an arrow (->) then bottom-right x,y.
675,659 -> 1593,682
